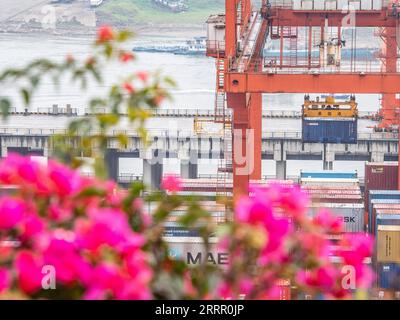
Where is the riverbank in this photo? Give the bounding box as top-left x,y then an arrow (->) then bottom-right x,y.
0,22 -> 205,39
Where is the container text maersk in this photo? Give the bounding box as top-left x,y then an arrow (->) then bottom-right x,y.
187,252 -> 229,265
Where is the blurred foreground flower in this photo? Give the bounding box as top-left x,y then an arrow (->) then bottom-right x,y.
161,175 -> 182,193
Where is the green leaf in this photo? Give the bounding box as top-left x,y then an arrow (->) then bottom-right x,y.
164,76 -> 177,87
0,98 -> 11,118
21,88 -> 30,106
116,133 -> 128,148
97,113 -> 119,127
29,75 -> 40,88
116,30 -> 134,42
76,187 -> 106,198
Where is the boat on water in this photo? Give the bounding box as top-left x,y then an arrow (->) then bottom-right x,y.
133,37 -> 207,56
90,0 -> 103,7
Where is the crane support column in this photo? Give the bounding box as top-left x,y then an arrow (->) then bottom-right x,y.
380,26 -> 399,129
226,0 -> 238,57
227,92 -> 250,199
249,92 -> 262,180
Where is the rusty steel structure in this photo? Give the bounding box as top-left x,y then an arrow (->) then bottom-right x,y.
206,0 -> 400,199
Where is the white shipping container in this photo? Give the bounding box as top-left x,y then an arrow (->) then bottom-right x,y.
308,203 -> 365,232
164,237 -> 229,266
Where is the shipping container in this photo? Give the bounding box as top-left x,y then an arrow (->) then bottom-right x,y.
164,226 -> 204,238
377,263 -> 400,290
364,162 -> 398,212
368,193 -> 400,233
308,203 -> 364,233
304,188 -> 362,195
300,178 -> 359,187
164,237 -> 228,266
309,194 -> 363,204
376,215 -> 400,263
304,186 -> 361,193
302,117 -> 357,144
375,289 -> 400,300
371,209 -> 400,236
300,171 -> 358,179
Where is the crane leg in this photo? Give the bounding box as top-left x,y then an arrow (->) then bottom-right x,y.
249,92 -> 262,180
227,93 -> 250,200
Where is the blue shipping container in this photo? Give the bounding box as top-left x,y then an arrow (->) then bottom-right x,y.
300,171 -> 357,179
369,199 -> 400,234
378,263 -> 400,290
302,118 -> 357,144
376,214 -> 400,229
368,191 -> 400,233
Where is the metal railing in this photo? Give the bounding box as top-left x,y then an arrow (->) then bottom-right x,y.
1,108 -> 380,119
0,127 -> 398,141
260,58 -> 386,74
118,174 -> 143,183
206,40 -> 226,56
265,131 -> 398,140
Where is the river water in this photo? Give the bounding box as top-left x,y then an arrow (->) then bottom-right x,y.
0,33 -> 384,178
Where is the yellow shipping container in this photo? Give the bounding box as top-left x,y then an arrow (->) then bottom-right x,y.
377,226 -> 400,263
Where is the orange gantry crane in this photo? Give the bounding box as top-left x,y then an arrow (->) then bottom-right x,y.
206,0 -> 400,199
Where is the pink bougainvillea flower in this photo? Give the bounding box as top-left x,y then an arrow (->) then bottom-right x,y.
153,94 -> 165,106
97,25 -> 114,43
217,281 -> 234,300
43,238 -> 92,285
0,268 -> 10,293
336,234 -> 374,289
235,195 -> 273,226
75,208 -> 144,254
296,266 -> 339,291
48,203 -> 73,222
66,54 -> 74,64
15,250 -> 44,294
259,217 -> 291,264
0,197 -> 27,230
161,175 -> 182,193
19,213 -> 46,241
84,263 -> 124,300
338,234 -> 373,266
119,52 -> 135,63
280,185 -> 309,219
123,82 -> 135,94
298,232 -> 331,260
313,209 -> 343,233
136,71 -> 149,83
0,153 -> 40,184
47,160 -> 83,196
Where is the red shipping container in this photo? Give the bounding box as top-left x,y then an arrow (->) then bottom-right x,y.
365,162 -> 399,209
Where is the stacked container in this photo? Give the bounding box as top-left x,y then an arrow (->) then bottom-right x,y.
301,95 -> 358,144
163,201 -> 227,238
375,214 -> 400,292
300,171 -> 364,233
367,191 -> 400,234
302,118 -> 358,144
364,162 -> 398,229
